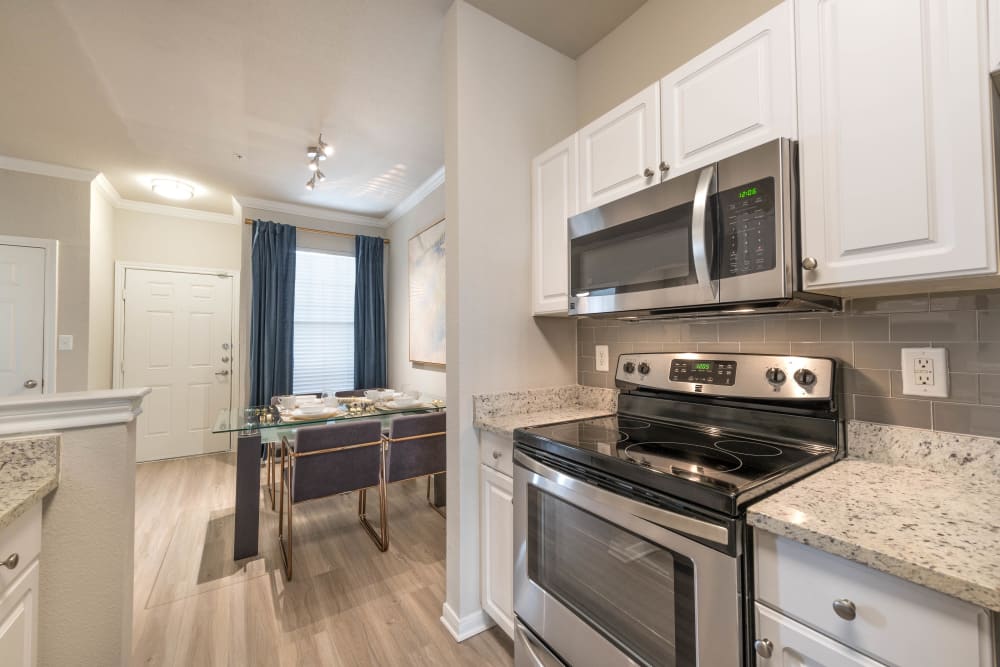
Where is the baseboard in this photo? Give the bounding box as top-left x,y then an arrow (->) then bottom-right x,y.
440,602 -> 495,642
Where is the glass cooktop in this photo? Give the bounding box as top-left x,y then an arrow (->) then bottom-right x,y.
517,414 -> 834,514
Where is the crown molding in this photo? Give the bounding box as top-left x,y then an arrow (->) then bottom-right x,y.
0,155 -> 98,182
384,166 -> 446,225
92,173 -> 122,206
0,388 -> 151,437
235,195 -> 387,229
116,197 -> 238,225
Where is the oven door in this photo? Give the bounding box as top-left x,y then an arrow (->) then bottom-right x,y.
568,166 -> 719,317
513,450 -> 741,667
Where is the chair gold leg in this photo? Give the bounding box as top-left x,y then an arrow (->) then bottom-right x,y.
277,441 -> 293,580
266,442 -> 275,510
358,485 -> 389,552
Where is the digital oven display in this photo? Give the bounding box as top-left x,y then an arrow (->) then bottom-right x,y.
669,359 -> 738,386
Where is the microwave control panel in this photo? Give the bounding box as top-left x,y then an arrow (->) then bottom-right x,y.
718,177 -> 777,278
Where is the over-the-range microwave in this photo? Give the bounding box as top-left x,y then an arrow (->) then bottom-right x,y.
568,138 -> 840,319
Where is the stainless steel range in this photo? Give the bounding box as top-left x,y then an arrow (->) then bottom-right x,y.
512,352 -> 843,667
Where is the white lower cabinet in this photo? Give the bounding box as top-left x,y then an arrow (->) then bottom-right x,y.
480,463 -> 514,639
755,603 -> 882,666
754,531 -> 996,667
0,503 -> 41,667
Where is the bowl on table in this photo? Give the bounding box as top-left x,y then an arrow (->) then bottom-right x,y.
389,397 -> 419,409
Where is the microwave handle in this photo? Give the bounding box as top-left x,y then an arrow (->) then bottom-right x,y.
692,165 -> 718,300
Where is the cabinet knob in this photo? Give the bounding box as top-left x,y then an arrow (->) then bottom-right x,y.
643,167 -> 655,178
492,450 -> 502,460
801,256 -> 819,271
659,161 -> 670,173
832,598 -> 856,621
754,638 -> 773,659
1,553 -> 19,570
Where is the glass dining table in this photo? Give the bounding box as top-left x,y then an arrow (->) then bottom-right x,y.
213,397 -> 446,560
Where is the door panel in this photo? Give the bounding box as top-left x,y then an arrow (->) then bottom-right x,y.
797,0 -> 996,288
579,84 -> 660,211
0,245 -> 46,397
660,2 -> 796,179
532,135 -> 578,315
481,465 -> 515,638
123,268 -> 233,462
755,604 -> 883,666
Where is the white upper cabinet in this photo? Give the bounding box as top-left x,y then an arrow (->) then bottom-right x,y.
797,0 -> 996,289
660,2 -> 797,180
532,134 -> 578,315
578,83 -> 661,211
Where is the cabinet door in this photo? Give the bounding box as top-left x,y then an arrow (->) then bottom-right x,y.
578,83 -> 660,211
754,604 -> 882,667
797,0 -> 996,289
990,0 -> 1000,71
660,1 -> 796,180
532,135 -> 578,315
0,560 -> 39,667
480,465 -> 514,639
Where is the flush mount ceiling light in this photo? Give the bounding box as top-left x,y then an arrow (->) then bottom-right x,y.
151,178 -> 195,201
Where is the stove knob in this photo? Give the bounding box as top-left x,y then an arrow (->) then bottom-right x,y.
623,361 -> 636,374
765,367 -> 786,384
794,368 -> 817,386
637,362 -> 651,375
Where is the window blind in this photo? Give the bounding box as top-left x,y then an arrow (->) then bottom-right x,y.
293,250 -> 355,394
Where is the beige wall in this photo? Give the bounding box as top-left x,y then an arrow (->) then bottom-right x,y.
444,0 -> 578,629
576,0 -> 781,125
0,169 -> 91,391
88,183 -> 115,389
113,208 -> 242,271
386,184 -> 446,398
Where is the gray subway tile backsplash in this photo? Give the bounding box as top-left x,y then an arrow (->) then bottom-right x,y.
576,290 -> 1000,437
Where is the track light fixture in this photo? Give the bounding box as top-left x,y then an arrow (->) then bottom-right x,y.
304,133 -> 333,191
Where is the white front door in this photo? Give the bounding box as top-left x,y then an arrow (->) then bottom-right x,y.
0,244 -> 46,397
122,268 -> 233,462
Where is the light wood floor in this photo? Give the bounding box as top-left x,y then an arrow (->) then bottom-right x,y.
132,452 -> 513,666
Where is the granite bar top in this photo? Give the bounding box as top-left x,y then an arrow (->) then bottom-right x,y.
748,420 -> 1000,612
473,385 -> 618,437
0,434 -> 60,530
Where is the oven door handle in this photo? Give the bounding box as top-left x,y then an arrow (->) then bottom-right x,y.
691,164 -> 718,301
514,450 -> 729,547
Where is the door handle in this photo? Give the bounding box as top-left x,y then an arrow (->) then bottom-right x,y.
23,379 -> 38,389
215,370 -> 230,376
691,165 -> 718,300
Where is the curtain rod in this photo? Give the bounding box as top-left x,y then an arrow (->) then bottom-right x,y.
243,218 -> 389,244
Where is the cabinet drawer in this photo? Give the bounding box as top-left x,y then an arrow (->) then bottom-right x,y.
754,603 -> 882,666
755,531 -> 995,667
0,503 -> 41,594
480,431 -> 514,477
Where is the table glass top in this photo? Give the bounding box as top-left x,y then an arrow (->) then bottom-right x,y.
212,397 -> 445,434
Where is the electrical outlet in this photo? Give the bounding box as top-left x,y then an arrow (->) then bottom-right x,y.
900,347 -> 948,397
595,345 -> 609,372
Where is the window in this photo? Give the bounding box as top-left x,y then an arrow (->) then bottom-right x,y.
293,250 -> 355,393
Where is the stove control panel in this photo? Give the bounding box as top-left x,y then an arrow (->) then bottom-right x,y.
617,352 -> 834,400
669,358 -> 737,386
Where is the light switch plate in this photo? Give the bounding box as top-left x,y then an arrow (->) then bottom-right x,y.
595,345 -> 609,372
58,334 -> 74,351
900,347 -> 948,397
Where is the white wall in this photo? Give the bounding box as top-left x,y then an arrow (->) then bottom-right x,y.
114,208 -> 243,271
88,182 -> 115,389
386,184 -> 446,398
0,169 -> 91,391
443,0 -> 578,636
575,0 -> 781,125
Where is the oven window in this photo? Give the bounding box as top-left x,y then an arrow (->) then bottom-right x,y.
527,486 -> 697,666
571,202 -> 695,296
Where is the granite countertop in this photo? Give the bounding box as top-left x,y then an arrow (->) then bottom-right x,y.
0,435 -> 60,530
473,385 -> 618,437
747,457 -> 1000,612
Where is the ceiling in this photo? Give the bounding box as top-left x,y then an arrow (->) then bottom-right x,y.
0,0 -> 644,218
466,0 -> 646,58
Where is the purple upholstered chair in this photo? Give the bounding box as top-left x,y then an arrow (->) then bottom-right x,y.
333,390 -> 367,398
363,412 -> 447,542
277,419 -> 385,580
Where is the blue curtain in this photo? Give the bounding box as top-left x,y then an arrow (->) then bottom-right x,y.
354,235 -> 387,389
249,220 -> 296,406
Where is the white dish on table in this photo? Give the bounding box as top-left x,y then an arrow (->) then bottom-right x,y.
385,399 -> 421,409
